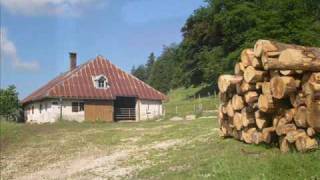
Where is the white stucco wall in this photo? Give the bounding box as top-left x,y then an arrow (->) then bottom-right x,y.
137,100 -> 163,121
24,100 -> 85,123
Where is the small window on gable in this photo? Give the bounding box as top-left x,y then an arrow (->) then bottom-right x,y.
93,75 -> 109,89
98,78 -> 105,88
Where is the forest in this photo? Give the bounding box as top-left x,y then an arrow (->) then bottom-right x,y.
131,0 -> 320,93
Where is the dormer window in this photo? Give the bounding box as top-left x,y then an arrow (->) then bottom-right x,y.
92,75 -> 109,89
98,77 -> 106,88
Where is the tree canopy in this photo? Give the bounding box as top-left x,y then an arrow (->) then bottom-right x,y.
0,85 -> 21,120
132,0 -> 320,93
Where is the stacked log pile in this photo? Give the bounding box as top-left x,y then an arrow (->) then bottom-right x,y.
218,39 -> 320,152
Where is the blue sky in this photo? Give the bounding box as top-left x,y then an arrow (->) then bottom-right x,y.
0,0 -> 205,99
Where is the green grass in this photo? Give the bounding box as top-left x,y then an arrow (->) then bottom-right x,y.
164,86 -> 219,118
0,86 -> 319,179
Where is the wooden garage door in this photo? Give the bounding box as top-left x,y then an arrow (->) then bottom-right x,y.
84,101 -> 113,122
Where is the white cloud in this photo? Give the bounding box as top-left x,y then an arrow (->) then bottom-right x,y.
0,28 -> 40,71
0,0 -> 104,17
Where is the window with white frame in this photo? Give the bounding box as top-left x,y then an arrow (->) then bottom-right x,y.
92,75 -> 109,89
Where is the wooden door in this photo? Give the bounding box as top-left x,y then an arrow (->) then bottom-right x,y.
84,101 -> 113,122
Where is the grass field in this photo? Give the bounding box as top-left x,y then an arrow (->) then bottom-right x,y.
1,87 -> 320,179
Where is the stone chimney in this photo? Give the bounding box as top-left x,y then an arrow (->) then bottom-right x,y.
69,52 -> 77,70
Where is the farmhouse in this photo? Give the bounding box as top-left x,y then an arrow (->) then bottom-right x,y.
22,53 -> 166,123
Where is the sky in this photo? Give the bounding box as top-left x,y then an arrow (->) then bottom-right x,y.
0,0 -> 206,99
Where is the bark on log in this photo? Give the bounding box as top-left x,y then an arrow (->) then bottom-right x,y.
264,47 -> 320,71
270,76 -> 297,99
277,48 -> 320,71
254,40 -> 281,58
218,75 -> 243,93
254,39 -> 304,58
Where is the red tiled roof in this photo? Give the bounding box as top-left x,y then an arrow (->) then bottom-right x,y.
22,56 -> 166,104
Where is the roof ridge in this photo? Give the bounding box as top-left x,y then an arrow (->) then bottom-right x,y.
22,55 -> 166,104
45,60 -> 93,96
102,57 -> 166,98
22,59 -> 93,103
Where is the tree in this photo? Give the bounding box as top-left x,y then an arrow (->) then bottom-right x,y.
132,0 -> 320,92
146,53 -> 156,71
0,85 -> 21,120
149,45 -> 179,93
132,65 -> 147,82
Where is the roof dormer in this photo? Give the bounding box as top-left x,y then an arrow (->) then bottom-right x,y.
92,75 -> 109,89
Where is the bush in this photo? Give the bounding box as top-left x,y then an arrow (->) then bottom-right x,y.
0,85 -> 22,122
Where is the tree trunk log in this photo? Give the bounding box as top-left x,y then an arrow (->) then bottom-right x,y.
233,112 -> 243,131
241,49 -> 255,67
295,135 -> 318,152
244,91 -> 259,104
231,95 -> 244,110
294,106 -> 308,128
218,75 -> 243,93
258,94 -> 276,113
270,76 -> 297,99
264,48 -> 320,71
276,123 -> 297,136
307,128 -> 316,137
307,101 -> 320,132
286,129 -> 306,143
255,111 -> 269,129
244,66 -> 267,83
279,136 -> 291,153
254,39 -> 304,57
236,82 -> 256,94
241,108 -> 255,127
226,101 -> 235,117
261,127 -> 275,143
